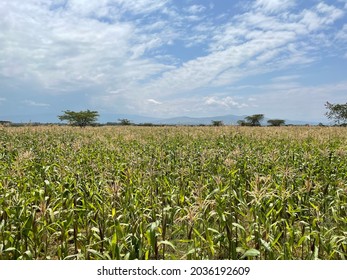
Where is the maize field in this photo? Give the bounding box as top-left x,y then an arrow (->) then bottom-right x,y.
0,126 -> 346,260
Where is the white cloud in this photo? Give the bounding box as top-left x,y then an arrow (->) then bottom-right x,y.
147,98 -> 162,105
336,24 -> 347,40
2,0 -> 342,98
0,0 -> 346,121
0,0 -> 177,93
248,81 -> 347,122
316,2 -> 344,19
298,3 -> 344,32
185,5 -> 206,14
116,0 -> 169,15
337,0 -> 347,8
23,100 -> 50,107
107,89 -> 126,95
92,0 -> 346,117
204,96 -> 247,108
253,0 -> 296,13
64,0 -> 169,18
271,75 -> 300,82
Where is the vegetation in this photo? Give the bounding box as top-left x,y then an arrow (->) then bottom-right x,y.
237,114 -> 264,126
58,110 -> 99,127
245,114 -> 264,126
118,119 -> 133,126
237,120 -> 250,126
0,126 -> 346,260
267,119 -> 285,126
0,121 -> 11,126
211,120 -> 224,126
325,102 -> 347,125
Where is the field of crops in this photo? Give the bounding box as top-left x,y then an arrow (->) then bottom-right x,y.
0,126 -> 346,260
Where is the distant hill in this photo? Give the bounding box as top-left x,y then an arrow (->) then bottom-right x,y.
152,115 -> 246,125
98,113 -> 159,124
153,115 -> 320,126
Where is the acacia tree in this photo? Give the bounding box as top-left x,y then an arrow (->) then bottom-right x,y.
118,118 -> 132,125
237,120 -> 251,126
325,102 -> 347,125
58,110 -> 99,127
244,114 -> 264,126
211,120 -> 224,126
267,119 -> 285,126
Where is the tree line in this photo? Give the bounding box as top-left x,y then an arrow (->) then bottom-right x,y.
56,101 -> 346,128
58,110 -> 282,127
213,102 -> 346,127
211,115 -> 285,127
236,114 -> 285,127
58,110 -> 136,127
1,102 -> 345,127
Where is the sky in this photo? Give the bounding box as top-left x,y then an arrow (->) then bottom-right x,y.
1,0 -> 347,123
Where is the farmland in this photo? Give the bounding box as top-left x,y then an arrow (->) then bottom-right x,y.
0,126 -> 346,260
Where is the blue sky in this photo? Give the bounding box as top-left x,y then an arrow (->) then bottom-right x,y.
1,0 -> 347,123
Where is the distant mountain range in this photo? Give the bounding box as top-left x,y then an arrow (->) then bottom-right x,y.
1,113 -> 321,126
151,115 -> 245,125
150,115 -> 319,126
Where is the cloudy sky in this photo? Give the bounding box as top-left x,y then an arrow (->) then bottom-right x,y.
1,0 -> 347,123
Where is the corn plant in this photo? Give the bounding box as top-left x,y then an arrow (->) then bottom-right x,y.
0,126 -> 346,259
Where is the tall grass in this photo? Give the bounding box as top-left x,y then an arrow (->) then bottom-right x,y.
0,126 -> 346,259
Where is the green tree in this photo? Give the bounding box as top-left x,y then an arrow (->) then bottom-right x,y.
211,120 -> 224,126
267,119 -> 285,126
58,110 -> 99,127
325,102 -> 347,125
244,114 -> 264,126
118,118 -> 132,125
0,120 -> 11,126
237,120 -> 250,126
